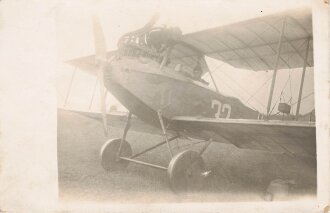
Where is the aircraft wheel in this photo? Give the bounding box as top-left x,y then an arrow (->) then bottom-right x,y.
167,150 -> 206,193
100,138 -> 132,171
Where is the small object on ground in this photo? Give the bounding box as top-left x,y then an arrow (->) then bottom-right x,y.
264,179 -> 296,201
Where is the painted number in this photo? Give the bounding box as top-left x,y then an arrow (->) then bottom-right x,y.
211,100 -> 231,119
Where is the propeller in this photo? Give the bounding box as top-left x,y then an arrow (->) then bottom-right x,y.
92,15 -> 109,136
142,13 -> 160,30
90,13 -> 158,136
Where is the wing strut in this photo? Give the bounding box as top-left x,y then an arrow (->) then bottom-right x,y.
64,67 -> 76,108
98,67 -> 108,136
207,67 -> 220,93
266,17 -> 286,118
295,38 -> 311,120
201,57 -> 220,93
89,78 -> 98,110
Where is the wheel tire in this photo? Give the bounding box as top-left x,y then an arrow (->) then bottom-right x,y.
100,138 -> 132,171
167,150 -> 206,193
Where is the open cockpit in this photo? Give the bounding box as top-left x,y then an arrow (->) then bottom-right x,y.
116,23 -> 209,85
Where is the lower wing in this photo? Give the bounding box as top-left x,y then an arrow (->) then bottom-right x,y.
171,116 -> 316,159
59,109 -> 161,135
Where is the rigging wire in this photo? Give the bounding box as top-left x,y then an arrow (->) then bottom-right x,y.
64,67 -> 76,108
269,69 -> 293,115
290,92 -> 314,106
268,39 -> 309,115
218,67 -> 267,108
89,77 -> 98,110
208,60 -> 267,111
205,16 -> 286,78
289,71 -> 293,104
206,61 -> 227,75
212,71 -> 260,112
268,92 -> 314,118
204,18 -> 311,115
205,17 -> 293,112
246,75 -> 272,104
208,57 -> 269,108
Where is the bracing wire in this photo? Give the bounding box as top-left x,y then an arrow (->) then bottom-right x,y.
246,75 -> 272,104
212,71 -> 260,112
89,77 -> 98,110
207,60 -> 264,111
268,38 -> 309,115
218,66 -> 267,108
206,18 -> 292,112
290,92 -> 314,106
269,69 -> 292,115
64,67 -> 77,108
288,71 -> 293,104
205,17 -> 311,115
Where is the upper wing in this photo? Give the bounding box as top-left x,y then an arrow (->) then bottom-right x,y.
66,8 -> 312,73
173,7 -> 313,71
171,116 -> 316,158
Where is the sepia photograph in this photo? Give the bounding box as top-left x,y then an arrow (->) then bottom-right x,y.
58,1 -> 316,203
0,0 -> 329,212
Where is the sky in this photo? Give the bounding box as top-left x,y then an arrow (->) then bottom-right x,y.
56,0 -> 314,115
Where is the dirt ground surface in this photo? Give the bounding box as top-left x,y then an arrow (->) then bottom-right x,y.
57,109 -> 316,203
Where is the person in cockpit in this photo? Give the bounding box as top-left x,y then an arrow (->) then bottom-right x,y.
192,62 -> 209,85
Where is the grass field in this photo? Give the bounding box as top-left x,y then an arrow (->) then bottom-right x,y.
57,109 -> 316,203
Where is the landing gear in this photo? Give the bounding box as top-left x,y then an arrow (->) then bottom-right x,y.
100,112 -> 133,171
99,110 -> 212,193
168,150 -> 206,193
100,138 -> 132,171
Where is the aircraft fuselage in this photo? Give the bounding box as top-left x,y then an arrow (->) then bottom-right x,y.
104,56 -> 258,128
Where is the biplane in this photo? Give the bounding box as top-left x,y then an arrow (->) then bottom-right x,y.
65,7 -> 316,193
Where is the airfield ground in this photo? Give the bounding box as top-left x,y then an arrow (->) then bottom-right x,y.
57,109 -> 316,203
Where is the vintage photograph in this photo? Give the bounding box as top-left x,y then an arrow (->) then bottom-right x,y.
1,0 -> 329,212
57,1 -> 317,204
